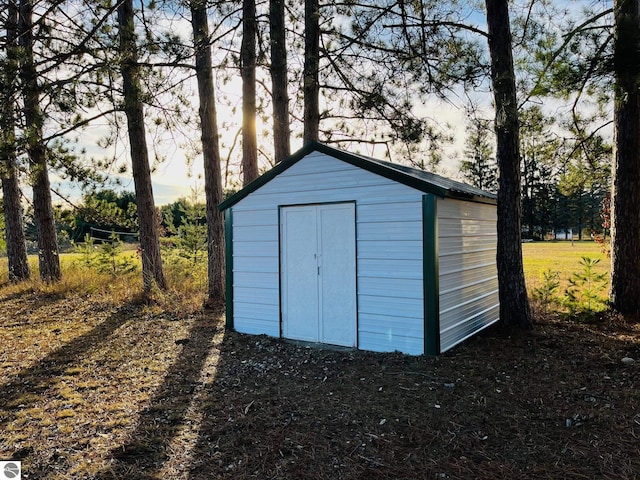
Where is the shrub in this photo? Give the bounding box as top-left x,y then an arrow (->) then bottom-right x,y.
562,256 -> 608,314
532,269 -> 560,313
95,231 -> 137,275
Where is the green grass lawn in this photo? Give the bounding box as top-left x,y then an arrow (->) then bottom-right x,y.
523,240 -> 610,311
523,240 -> 609,285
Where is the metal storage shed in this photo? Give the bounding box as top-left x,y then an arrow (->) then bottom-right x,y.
219,142 -> 499,355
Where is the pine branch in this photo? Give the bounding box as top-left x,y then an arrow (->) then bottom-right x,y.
521,7 -> 613,108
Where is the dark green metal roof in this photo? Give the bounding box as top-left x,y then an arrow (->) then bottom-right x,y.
219,142 -> 497,211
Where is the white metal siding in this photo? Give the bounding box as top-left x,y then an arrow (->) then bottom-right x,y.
231,207 -> 281,337
437,198 -> 499,352
231,152 -> 425,354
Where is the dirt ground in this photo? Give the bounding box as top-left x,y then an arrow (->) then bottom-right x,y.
1,290 -> 639,479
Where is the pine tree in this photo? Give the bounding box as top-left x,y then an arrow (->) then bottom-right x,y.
269,0 -> 291,162
241,0 -> 259,184
189,0 -> 226,301
303,0 -> 320,144
610,0 -> 640,315
117,0 -> 166,292
460,117 -> 497,192
1,0 -> 30,282
18,0 -> 61,282
485,0 -> 532,329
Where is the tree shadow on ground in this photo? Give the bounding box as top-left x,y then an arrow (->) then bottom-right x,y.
183,333 -> 439,480
93,311 -> 224,479
6,308 -> 637,479
181,320 -> 640,480
0,305 -> 132,419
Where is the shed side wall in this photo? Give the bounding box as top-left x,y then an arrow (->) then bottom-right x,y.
231,152 -> 425,354
437,198 -> 499,352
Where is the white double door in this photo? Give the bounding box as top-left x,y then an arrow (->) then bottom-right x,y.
280,203 -> 356,347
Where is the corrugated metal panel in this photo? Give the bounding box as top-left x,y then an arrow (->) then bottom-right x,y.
357,201 -> 423,223
438,218 -> 496,236
357,240 -> 422,260
232,152 -> 425,354
232,208 -> 277,225
234,225 -> 278,242
358,277 -> 423,299
236,184 -> 423,209
437,198 -> 499,353
439,277 -> 499,312
234,286 -> 279,305
439,264 -> 498,291
438,199 -> 497,220
235,301 -> 280,319
439,249 -> 496,272
439,289 -> 499,324
358,312 -> 423,337
358,330 -> 423,355
233,240 -> 278,257
358,310 -> 424,354
233,316 -> 281,337
279,158 -> 356,176
234,256 -> 279,273
234,271 -> 279,289
256,171 -> 392,195
438,236 -> 497,256
358,294 -> 423,318
357,221 -> 422,241
358,258 -> 423,279
439,304 -> 499,352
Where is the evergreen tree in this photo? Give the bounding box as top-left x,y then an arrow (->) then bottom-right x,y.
460,117 -> 497,192
269,0 -> 291,162
303,0 -> 320,144
1,0 -> 30,281
117,0 -> 166,291
18,0 -> 61,282
519,106 -> 564,239
319,0 -> 484,160
189,0 -> 226,301
485,0 -> 532,329
610,0 -> 640,315
241,0 -> 258,184
57,190 -> 138,242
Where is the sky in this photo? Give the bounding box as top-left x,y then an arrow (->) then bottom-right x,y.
45,1 -> 491,207
50,78 -> 474,207
46,0 -> 612,208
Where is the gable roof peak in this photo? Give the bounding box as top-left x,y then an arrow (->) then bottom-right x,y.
219,142 -> 496,210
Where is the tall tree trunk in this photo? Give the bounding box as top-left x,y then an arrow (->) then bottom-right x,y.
18,0 -> 60,282
1,156 -> 30,283
303,0 -> 320,144
610,0 -> 640,315
190,0 -> 225,302
1,0 -> 30,282
270,0 -> 291,162
117,0 -> 166,292
241,0 -> 258,185
485,0 -> 532,328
